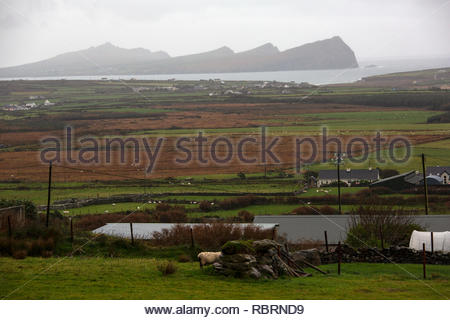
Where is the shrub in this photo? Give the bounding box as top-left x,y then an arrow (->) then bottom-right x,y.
237,210 -> 254,222
346,206 -> 423,248
199,200 -> 212,212
218,195 -> 261,210
12,250 -> 27,259
370,186 -> 393,195
157,260 -> 177,276
0,238 -> 12,256
155,203 -> 172,212
319,205 -> 339,215
177,253 -> 191,263
41,250 -> 53,258
156,206 -> 187,223
29,238 -> 53,256
151,223 -> 271,250
291,206 -> 319,215
221,240 -> 254,255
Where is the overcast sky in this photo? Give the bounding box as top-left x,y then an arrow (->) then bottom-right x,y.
0,0 -> 449,68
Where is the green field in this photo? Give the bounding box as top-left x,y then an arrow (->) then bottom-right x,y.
0,258 -> 448,299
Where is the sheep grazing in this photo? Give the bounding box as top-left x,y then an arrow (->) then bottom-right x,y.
197,252 -> 222,268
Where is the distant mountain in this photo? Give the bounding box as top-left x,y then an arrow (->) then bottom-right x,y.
0,36 -> 358,77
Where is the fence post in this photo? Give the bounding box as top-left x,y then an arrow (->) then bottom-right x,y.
7,216 -> 12,239
70,217 -> 74,244
130,222 -> 134,245
337,241 -> 342,275
422,243 -> 426,279
46,161 -> 53,228
379,225 -> 384,250
324,230 -> 329,253
430,232 -> 434,254
284,242 -> 289,254
190,227 -> 195,248
272,226 -> 277,240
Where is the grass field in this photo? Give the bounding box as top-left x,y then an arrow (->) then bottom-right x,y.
0,257 -> 448,299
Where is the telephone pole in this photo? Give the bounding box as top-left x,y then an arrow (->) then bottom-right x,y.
337,154 -> 342,215
46,161 -> 53,227
421,153 -> 429,215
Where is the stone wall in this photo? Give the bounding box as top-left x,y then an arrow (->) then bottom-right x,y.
319,245 -> 450,265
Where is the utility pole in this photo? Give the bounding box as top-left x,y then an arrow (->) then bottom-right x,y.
421,153 -> 429,215
337,154 -> 342,215
46,161 -> 53,227
143,169 -> 146,195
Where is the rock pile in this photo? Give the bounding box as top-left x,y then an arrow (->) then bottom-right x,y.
213,239 -> 311,279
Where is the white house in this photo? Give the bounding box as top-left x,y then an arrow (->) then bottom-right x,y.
44,100 -> 55,106
427,166 -> 450,185
317,168 -> 380,187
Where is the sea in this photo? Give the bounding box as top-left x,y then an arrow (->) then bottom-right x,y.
1,57 -> 449,85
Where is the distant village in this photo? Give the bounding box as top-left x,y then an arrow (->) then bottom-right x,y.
313,166 -> 450,191
127,78 -> 317,96
1,95 -> 55,111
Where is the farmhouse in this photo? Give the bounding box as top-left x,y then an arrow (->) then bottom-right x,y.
427,166 -> 450,185
317,168 -> 379,187
43,99 -> 55,106
370,170 -> 445,191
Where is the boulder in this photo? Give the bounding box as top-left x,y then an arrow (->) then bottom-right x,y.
246,267 -> 262,279
253,239 -> 280,253
292,249 -> 322,266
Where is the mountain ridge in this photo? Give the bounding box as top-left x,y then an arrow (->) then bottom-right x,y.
0,36 -> 358,77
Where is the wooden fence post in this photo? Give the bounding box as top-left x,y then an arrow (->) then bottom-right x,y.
379,225 -> 384,250
430,232 -> 434,254
70,217 -> 74,244
190,227 -> 195,248
272,226 -> 277,240
324,230 -> 329,253
130,222 -> 134,245
338,241 -> 342,275
422,243 -> 426,279
7,216 -> 12,239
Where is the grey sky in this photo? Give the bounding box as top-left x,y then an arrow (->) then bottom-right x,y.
0,0 -> 449,68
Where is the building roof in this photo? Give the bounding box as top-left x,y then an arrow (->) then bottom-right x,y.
370,171 -> 443,187
93,223 -> 278,240
404,171 -> 423,185
427,166 -> 450,176
318,169 -> 379,181
425,175 -> 444,185
370,170 -> 417,186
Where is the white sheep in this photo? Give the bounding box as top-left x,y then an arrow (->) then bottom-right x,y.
197,252 -> 222,268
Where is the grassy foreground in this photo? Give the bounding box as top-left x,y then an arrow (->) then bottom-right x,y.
0,257 -> 449,299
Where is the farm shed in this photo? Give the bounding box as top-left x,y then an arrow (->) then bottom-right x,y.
371,170 -> 446,190
370,171 -> 420,191
409,230 -> 450,253
0,206 -> 25,231
92,223 -> 279,239
254,215 -> 450,243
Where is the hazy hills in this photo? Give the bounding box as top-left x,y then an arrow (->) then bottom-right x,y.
0,36 -> 358,77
